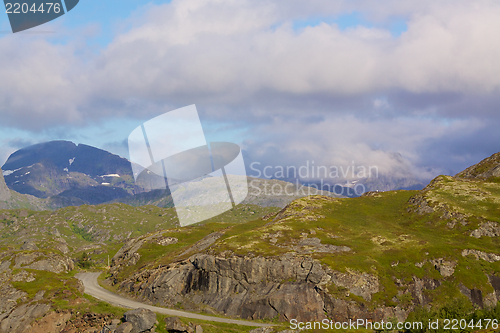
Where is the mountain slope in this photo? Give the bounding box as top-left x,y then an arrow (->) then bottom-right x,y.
0,167 -> 10,201
0,167 -> 51,210
3,141 -> 132,178
2,141 -> 136,205
104,152 -> 500,326
455,151 -> 500,180
111,176 -> 343,209
1,151 -> 500,332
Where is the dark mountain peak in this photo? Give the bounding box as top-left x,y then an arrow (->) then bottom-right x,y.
1,140 -> 136,205
2,140 -> 132,178
455,151 -> 500,180
3,140 -> 77,171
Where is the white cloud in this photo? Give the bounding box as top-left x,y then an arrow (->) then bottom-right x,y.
1,0 -> 500,127
242,114 -> 486,181
85,0 -> 500,108
1,0 -> 500,181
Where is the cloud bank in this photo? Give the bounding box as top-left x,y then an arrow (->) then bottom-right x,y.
1,0 -> 500,181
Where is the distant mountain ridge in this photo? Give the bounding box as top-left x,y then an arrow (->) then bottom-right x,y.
3,140 -> 132,177
2,141 -> 343,209
2,141 -> 137,205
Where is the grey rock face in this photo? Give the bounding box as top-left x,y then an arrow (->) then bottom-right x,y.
0,303 -> 50,333
0,283 -> 28,322
459,283 -> 484,308
123,308 -> 156,333
25,254 -> 74,274
115,322 -> 133,333
112,238 -> 147,267
13,251 -> 74,273
118,253 -> 401,322
410,277 -> 441,306
462,249 -> 500,262
0,169 -> 11,201
430,259 -> 456,277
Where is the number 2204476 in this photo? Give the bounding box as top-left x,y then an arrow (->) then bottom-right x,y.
443,318 -> 498,330
5,3 -> 61,14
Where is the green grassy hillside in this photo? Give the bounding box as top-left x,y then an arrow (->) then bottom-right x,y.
106,172 -> 500,332
2,152 -> 500,332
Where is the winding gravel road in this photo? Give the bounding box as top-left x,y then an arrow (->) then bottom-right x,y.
75,272 -> 271,328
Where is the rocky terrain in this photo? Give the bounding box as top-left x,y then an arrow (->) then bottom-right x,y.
104,152 -> 500,329
455,151 -> 500,180
0,167 -> 51,210
2,141 -> 344,211
0,189 -> 283,332
0,245 -> 79,333
0,167 -> 10,202
0,151 -> 499,332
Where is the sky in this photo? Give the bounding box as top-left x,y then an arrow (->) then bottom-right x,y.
1,0 -> 500,183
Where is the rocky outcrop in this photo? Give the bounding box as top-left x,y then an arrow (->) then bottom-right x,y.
164,317 -> 203,333
470,221 -> 500,238
99,309 -> 156,333
13,252 -> 74,274
455,152 -> 500,180
123,308 -> 156,333
459,284 -> 484,308
414,258 -> 456,277
0,168 -> 11,201
409,277 -> 441,306
0,284 -> 28,322
0,303 -> 50,333
329,270 -> 379,301
112,236 -> 153,267
28,311 -> 71,333
462,249 -> 500,262
407,194 -> 434,215
430,259 -> 456,277
115,253 -> 406,323
0,250 -> 76,332
25,254 -> 74,274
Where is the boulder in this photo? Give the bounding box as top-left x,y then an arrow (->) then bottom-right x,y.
164,317 -> 189,332
123,308 -> 156,333
115,322 -> 133,333
164,317 -> 202,333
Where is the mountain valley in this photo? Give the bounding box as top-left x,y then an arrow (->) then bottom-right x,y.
0,148 -> 499,332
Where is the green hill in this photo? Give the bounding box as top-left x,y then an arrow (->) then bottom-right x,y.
103,153 -> 500,331
1,152 -> 500,332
